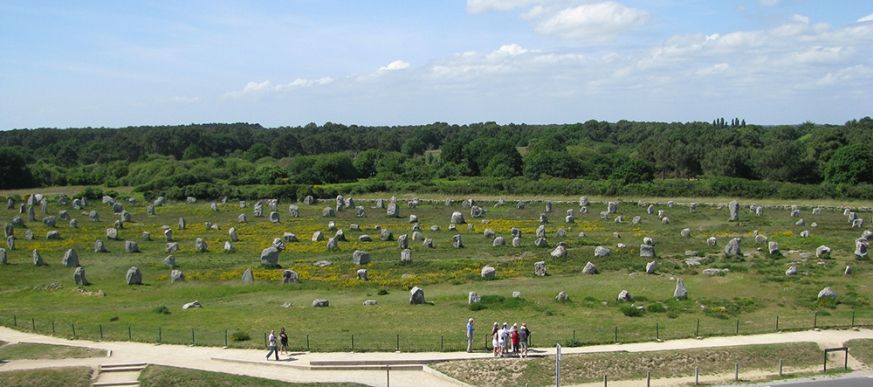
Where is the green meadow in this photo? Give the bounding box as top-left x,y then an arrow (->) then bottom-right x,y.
0,192 -> 870,351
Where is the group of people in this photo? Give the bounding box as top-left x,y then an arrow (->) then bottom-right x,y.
265,327 -> 290,360
490,321 -> 530,358
465,318 -> 531,358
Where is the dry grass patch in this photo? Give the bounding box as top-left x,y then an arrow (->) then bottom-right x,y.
432,342 -> 822,386
0,343 -> 105,360
0,367 -> 92,387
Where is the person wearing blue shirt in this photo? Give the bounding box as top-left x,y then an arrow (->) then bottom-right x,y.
466,318 -> 474,353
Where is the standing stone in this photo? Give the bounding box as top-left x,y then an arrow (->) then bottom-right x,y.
724,238 -> 741,257
398,234 -> 409,249
178,217 -> 186,230
492,236 -> 505,247
288,205 -> 299,217
617,290 -> 632,302
282,270 -> 299,284
728,200 -> 739,222
241,268 -> 254,284
141,231 -> 151,241
544,201 -> 553,213
303,195 -> 315,205
269,211 -> 280,223
680,228 -> 691,238
326,237 -> 338,251
166,242 -> 179,253
6,235 -> 13,250
640,243 -> 655,258
89,210 -> 99,222
534,261 -> 547,276
481,266 -> 496,279
607,201 -> 618,214
147,205 -> 156,216
43,216 -> 56,227
311,299 -> 329,307
322,207 -> 335,217
46,230 -> 61,240
550,244 -> 567,258
194,238 -> 207,252
386,201 -> 399,218
125,241 -> 140,253
674,279 -> 688,299
755,206 -> 764,216
707,237 -> 717,247
163,229 -> 173,242
579,196 -> 589,207
379,228 -> 393,241
228,227 -> 238,242
785,265 -> 798,276
856,239 -> 869,259
556,291 -> 569,302
817,287 -> 836,300
409,287 -> 425,304
400,248 -> 412,263
539,213 -> 549,224
163,255 -> 176,268
32,249 -> 44,266
845,265 -> 853,275
355,206 -> 365,217
120,211 -> 132,223
422,238 -> 434,248
768,241 -> 780,255
126,266 -> 142,285
3,223 -> 12,238
73,266 -> 88,285
582,261 -> 598,274
352,250 -> 371,265
451,211 -> 465,224
260,246 -> 280,267
534,237 -> 548,248
516,201 -> 526,209
470,206 -> 484,218
512,236 -> 521,247
646,260 -> 657,274
168,269 -> 184,283
0,248 -> 6,265
27,205 -> 36,221
24,229 -> 33,240
356,269 -> 368,281
452,234 -> 464,248
62,249 -> 79,267
6,197 -> 13,209
223,241 -> 234,253
69,219 -> 78,228
468,292 -> 480,304
106,227 -> 119,240
93,239 -> 107,253
58,210 -> 69,221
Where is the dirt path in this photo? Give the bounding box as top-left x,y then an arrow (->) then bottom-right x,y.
1,327 -> 872,386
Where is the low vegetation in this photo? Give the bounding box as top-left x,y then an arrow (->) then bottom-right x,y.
138,364 -> 366,386
432,342 -> 823,386
0,367 -> 92,387
0,343 -> 105,360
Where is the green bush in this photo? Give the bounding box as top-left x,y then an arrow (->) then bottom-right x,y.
152,306 -> 170,315
620,304 -> 645,317
230,330 -> 251,342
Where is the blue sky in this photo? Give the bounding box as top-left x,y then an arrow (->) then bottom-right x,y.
1,0 -> 871,129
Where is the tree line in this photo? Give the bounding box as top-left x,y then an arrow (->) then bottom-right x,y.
1,117 -> 872,199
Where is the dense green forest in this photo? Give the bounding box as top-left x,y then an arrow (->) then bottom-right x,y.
1,117 -> 872,200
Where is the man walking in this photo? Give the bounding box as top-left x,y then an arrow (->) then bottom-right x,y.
265,329 -> 279,360
466,318 -> 475,352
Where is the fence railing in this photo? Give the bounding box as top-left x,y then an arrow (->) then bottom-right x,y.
1,309 -> 869,352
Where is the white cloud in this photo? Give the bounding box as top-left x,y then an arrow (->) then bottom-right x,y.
695,63 -> 730,76
223,77 -> 334,98
535,1 -> 648,41
466,0 -> 541,14
378,60 -> 411,72
859,13 -> 873,23
816,65 -> 873,86
760,0 -> 782,6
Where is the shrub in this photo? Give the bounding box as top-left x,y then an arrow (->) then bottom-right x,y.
620,304 -> 644,317
152,306 -> 170,315
231,330 -> 251,342
646,303 -> 667,313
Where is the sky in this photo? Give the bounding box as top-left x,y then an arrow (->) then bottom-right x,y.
1,0 -> 871,129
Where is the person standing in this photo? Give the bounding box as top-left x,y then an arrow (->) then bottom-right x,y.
466,318 -> 475,353
510,323 -> 520,355
520,323 -> 530,358
265,330 -> 279,360
491,322 -> 499,356
279,327 -> 289,354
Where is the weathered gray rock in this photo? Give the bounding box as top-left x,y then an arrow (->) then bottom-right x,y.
105,227 -> 118,240
550,245 -> 567,258
126,266 -> 142,285
481,265 -> 496,279
728,200 -> 739,221
3,223 -> 12,239
281,269 -> 299,284
617,290 -> 632,302
409,287 -> 425,304
164,241 -> 179,253
582,261 -> 598,274
785,265 -> 797,276
6,235 -> 13,250
646,260 -> 657,274
62,249 -> 79,267
124,240 -> 140,253
260,246 -> 280,267
845,265 -> 853,275
468,291 -> 480,304
855,239 -> 868,259
24,229 -> 33,241
411,231 -> 423,241
32,249 -> 44,266
450,211 -> 465,224
241,268 -> 254,284
452,234 -> 463,248
594,246 -> 610,257
178,217 -> 186,230
483,228 -> 495,240
356,268 -> 368,281
768,241 -> 780,255
182,301 -> 202,309
534,261 -> 547,276
817,287 -> 836,300
674,279 -> 688,299
492,236 -> 505,247
400,248 -> 412,263
470,206 -> 484,219
707,237 -> 717,247
556,291 -> 569,302
314,260 -> 331,267
46,230 -> 61,240
702,268 -> 726,276
194,238 -> 207,253
321,207 -> 335,217
661,217 -> 670,224
0,248 -> 6,265
287,205 -> 300,218
325,237 -> 338,251
352,250 -> 371,265
640,243 -> 655,258
73,266 -> 88,285
398,234 -> 409,249
163,255 -> 175,268
540,213 -> 549,224
386,202 -> 400,218
512,236 -> 521,247
170,269 -> 185,283
223,241 -> 234,253
607,201 -> 618,214
88,210 -> 99,222
423,238 -> 434,248
723,238 -> 741,257
680,228 -> 691,238
516,201 -> 526,209
534,237 -> 548,248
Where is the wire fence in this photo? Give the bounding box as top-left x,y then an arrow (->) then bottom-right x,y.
1,309 -> 870,352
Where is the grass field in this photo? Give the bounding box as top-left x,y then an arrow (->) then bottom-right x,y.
846,339 -> 873,366
0,367 -> 92,387
138,365 -> 365,386
432,342 -> 823,385
0,191 -> 871,351
0,342 -> 105,360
